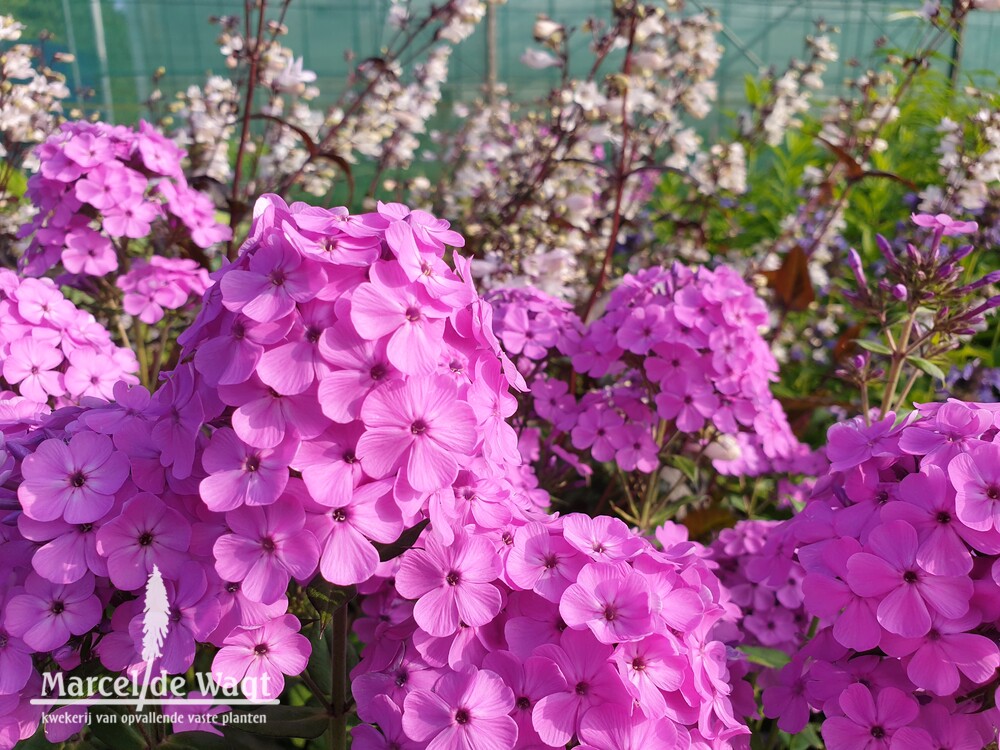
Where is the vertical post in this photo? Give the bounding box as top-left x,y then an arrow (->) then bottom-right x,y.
948,0 -> 967,89
89,0 -> 115,121
60,0 -> 83,97
486,0 -> 498,103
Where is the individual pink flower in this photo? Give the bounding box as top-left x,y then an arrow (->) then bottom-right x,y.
220,376 -> 327,450
256,301 -> 336,395
481,650 -> 566,749
351,695 -> 421,750
910,212 -> 978,235
62,227 -> 116,276
356,375 -> 477,493
95,493 -> 192,590
506,522 -> 586,602
220,237 -> 326,322
880,613 -> 999,696
825,414 -> 900,472
73,163 -> 134,210
103,199 -> 161,238
655,373 -> 719,432
4,572 -> 102,652
560,562 -> 654,644
821,684 -> 917,750
211,614 -> 310,702
317,323 -> 400,423
199,428 -> 295,512
612,634 -> 687,717
532,628 -> 630,747
63,350 -> 121,400
292,423 -> 365,507
571,406 -> 624,463
576,704 -> 679,750
948,442 -> 1000,532
307,480 -> 403,586
610,424 -> 659,473
846,520 -> 972,638
395,532 -> 502,637
562,514 -> 643,562
0,591 -> 33,695
3,337 -> 64,403
350,263 -> 450,374
402,667 -> 517,750
20,514 -> 108,585
19,432 -> 129,524
213,497 -> 320,604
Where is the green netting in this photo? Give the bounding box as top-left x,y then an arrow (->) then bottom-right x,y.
8,0 -> 1000,133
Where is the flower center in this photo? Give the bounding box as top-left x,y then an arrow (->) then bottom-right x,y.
269,270 -> 286,287
603,605 -> 618,621
261,537 -> 276,553
254,643 -> 269,656
454,708 -> 470,725
138,532 -> 154,547
411,419 -> 428,435
903,570 -> 918,584
404,306 -> 421,322
543,554 -> 558,570
226,582 -> 240,593
70,471 -> 87,488
245,455 -> 261,472
575,681 -> 589,696
78,523 -> 93,533
370,364 -> 386,381
516,696 -> 530,710
445,571 -> 460,586
343,452 -> 357,464
631,657 -> 646,671
51,601 -> 65,615
169,607 -> 183,623
332,508 -> 348,523
870,726 -> 885,739
936,511 -> 952,524
988,485 -> 1000,500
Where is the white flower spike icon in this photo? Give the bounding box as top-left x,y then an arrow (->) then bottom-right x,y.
136,565 -> 170,711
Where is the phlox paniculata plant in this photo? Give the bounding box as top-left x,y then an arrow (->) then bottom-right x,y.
755,402 -> 1000,748
487,266 -> 821,530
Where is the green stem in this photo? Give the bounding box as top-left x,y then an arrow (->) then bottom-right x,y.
880,311 -> 916,417
329,603 -> 349,750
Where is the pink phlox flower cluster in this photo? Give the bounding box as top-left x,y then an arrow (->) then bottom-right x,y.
350,515 -> 754,749
116,256 -> 212,324
488,265 -> 821,479
18,120 -> 231,278
0,269 -> 138,407
760,401 -> 1000,746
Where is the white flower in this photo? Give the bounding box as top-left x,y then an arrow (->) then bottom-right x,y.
520,48 -> 561,69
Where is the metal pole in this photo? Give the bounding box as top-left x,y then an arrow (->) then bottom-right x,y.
88,0 -> 115,121
60,0 -> 83,97
486,0 -> 497,103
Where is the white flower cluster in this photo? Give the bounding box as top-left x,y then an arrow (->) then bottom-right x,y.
920,107 -> 1000,213
412,3 -> 737,299
167,2 -> 480,200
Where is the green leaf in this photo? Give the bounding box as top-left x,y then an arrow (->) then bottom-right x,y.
908,356 -> 946,382
667,455 -> 698,484
87,706 -> 149,749
789,723 -> 823,750
744,74 -> 760,106
305,621 -> 333,698
854,339 -> 893,355
373,518 -> 430,562
305,578 -> 356,630
738,645 -> 791,669
226,706 -> 329,739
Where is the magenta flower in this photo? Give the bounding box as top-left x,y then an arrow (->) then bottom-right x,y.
576,704 -> 679,750
821,684 -> 917,750
95,493 -> 192,590
307,480 -> 403,586
317,323 -> 399,423
948,442 -> 1000,532
880,613 -> 999,696
220,238 -> 326,322
655,372 -> 718,432
481,650 -> 566,749
200,428 -> 295,512
350,263 -> 450,374
560,562 -> 654,644
292,424 -> 365,507
532,629 -> 630,747
506,522 -> 586,602
19,432 -> 129,524
3,337 -> 63,403
73,163 -> 134,210
351,695 -> 421,750
62,227 -> 116,276
256,301 -> 336,395
356,375 -> 477,494
401,667 -> 517,750
0,591 -> 33,695
211,614 -> 310,702
63,350 -> 121,400
221,376 -> 327,449
571,406 -> 624,462
194,314 -> 290,387
910,212 -> 978,235
825,414 -> 900,472
4,572 -> 102,652
103,199 -> 161,238
395,532 -> 502,637
562,514 -> 643,562
846,520 -> 972,638
213,498 -> 320,604
612,634 -> 686,717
